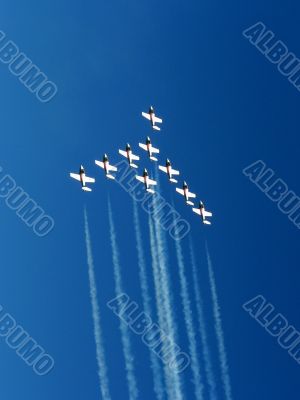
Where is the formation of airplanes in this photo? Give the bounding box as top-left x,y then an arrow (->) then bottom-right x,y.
69,106 -> 213,225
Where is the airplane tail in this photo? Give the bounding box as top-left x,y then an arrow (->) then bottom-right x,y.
82,186 -> 92,192
106,174 -> 115,180
203,220 -> 211,225
130,163 -> 139,169
150,156 -> 158,161
153,126 -> 161,131
170,178 -> 178,184
186,200 -> 194,206
146,189 -> 155,194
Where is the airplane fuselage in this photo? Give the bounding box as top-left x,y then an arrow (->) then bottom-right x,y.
103,160 -> 109,174
166,164 -> 172,179
183,187 -> 189,202
126,149 -> 133,164
146,142 -> 151,157
80,172 -> 85,187
199,207 -> 206,222
143,175 -> 149,190
150,111 -> 155,127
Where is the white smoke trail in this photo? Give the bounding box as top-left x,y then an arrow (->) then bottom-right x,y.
148,214 -> 176,400
206,242 -> 233,400
173,229 -> 204,400
152,171 -> 183,400
107,199 -> 139,400
132,200 -> 165,400
84,207 -> 111,400
189,239 -> 217,400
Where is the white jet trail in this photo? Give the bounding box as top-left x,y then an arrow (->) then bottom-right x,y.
206,242 -> 233,400
173,228 -> 204,400
132,200 -> 165,400
148,215 -> 175,400
107,199 -> 139,400
152,171 -> 183,400
84,207 -> 111,400
189,239 -> 217,400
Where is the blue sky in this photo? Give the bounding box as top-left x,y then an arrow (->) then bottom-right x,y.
0,0 -> 300,399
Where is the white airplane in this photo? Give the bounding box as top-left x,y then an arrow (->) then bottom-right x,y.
118,143 -> 140,168
95,154 -> 118,180
176,181 -> 196,206
158,159 -> 180,183
142,106 -> 162,131
136,168 -> 157,194
192,201 -> 212,225
69,165 -> 95,192
139,136 -> 160,161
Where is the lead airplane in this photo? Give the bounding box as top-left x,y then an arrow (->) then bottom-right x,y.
192,201 -> 212,225
138,137 -> 160,161
136,168 -> 157,194
95,154 -> 118,180
118,143 -> 140,168
176,181 -> 196,206
70,165 -> 95,192
159,159 -> 180,183
142,106 -> 162,131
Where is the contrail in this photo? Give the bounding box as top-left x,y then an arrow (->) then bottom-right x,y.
148,214 -> 175,400
189,239 -> 217,400
173,227 -> 204,400
151,172 -> 183,400
107,199 -> 139,400
84,207 -> 111,400
206,242 -> 233,400
132,199 -> 165,400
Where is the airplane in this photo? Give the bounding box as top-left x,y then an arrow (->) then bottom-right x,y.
158,159 -> 180,183
118,143 -> 140,168
136,168 -> 157,194
192,201 -> 212,225
95,154 -> 118,180
142,106 -> 162,131
69,165 -> 95,192
138,136 -> 160,161
176,181 -> 196,206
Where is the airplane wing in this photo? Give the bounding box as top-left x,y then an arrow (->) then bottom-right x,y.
171,168 -> 180,176
118,149 -> 127,158
136,176 -> 144,183
131,154 -> 140,161
152,147 -> 160,154
204,211 -> 212,217
139,143 -> 148,151
189,192 -> 197,198
70,173 -> 81,181
108,165 -> 118,172
142,112 -> 151,120
192,208 -> 201,215
158,166 -> 168,173
85,176 -> 95,183
176,188 -> 185,196
148,179 -> 157,186
95,160 -> 104,169
154,116 -> 162,123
